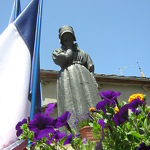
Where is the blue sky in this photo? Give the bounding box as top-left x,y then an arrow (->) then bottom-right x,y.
0,0 -> 150,77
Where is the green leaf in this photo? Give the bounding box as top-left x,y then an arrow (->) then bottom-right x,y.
93,120 -> 100,130
80,145 -> 86,150
97,113 -> 103,119
28,132 -> 34,140
22,124 -> 28,130
60,137 -> 67,146
143,94 -> 147,101
127,131 -> 141,138
144,118 -> 148,130
106,112 -> 112,116
89,123 -> 93,127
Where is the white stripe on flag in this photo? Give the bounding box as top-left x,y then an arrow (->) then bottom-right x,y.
0,23 -> 31,149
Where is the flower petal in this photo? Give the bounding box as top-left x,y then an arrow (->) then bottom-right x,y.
63,134 -> 73,145
99,90 -> 121,100
113,104 -> 129,126
55,111 -> 71,128
128,99 -> 144,113
96,100 -> 107,114
137,142 -> 150,150
28,113 -> 55,140
98,119 -> 105,130
52,130 -> 65,142
15,118 -> 27,137
45,103 -> 55,116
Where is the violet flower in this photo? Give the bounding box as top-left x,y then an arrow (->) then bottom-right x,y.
15,118 -> 27,137
98,90 -> 121,109
135,108 -> 141,116
72,118 -> 78,130
113,104 -> 129,126
96,99 -> 116,113
96,141 -> 103,150
98,119 -> 105,130
46,139 -> 52,145
99,90 -> 121,100
28,113 -> 55,140
82,138 -> 87,144
106,99 -> 116,107
30,142 -> 35,150
52,130 -> 65,142
96,100 -> 107,114
63,134 -> 74,145
55,111 -> 71,128
128,98 -> 144,113
45,103 -> 55,116
74,118 -> 79,125
137,142 -> 150,150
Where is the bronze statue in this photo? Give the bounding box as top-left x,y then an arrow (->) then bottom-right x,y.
52,25 -> 99,133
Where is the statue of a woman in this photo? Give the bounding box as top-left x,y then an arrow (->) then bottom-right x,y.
52,25 -> 99,132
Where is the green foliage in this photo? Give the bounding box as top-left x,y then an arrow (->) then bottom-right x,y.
90,96 -> 150,150
71,136 -> 96,150
16,91 -> 150,149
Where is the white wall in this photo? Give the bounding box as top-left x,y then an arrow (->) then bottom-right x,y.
41,79 -> 150,118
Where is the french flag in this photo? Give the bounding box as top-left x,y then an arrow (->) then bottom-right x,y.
0,0 -> 40,149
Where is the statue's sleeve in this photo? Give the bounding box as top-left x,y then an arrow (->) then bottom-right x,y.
86,54 -> 98,88
52,48 -> 73,68
86,55 -> 95,73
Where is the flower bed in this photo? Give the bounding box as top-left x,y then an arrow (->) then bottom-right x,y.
89,91 -> 150,150
15,90 -> 150,150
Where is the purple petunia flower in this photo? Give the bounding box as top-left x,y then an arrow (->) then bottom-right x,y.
82,138 -> 87,144
98,90 -> 121,110
128,99 -> 144,113
28,113 -> 55,140
135,108 -> 141,116
52,130 -> 65,142
30,142 -> 35,150
96,100 -> 107,114
96,99 -> 116,113
137,142 -> 150,150
98,119 -> 105,130
74,118 -> 79,125
113,104 -> 129,126
63,134 -> 74,145
46,139 -> 52,145
45,103 -> 55,116
107,99 -> 116,107
55,111 -> 71,128
15,118 -> 27,137
99,90 -> 121,100
73,118 -> 79,129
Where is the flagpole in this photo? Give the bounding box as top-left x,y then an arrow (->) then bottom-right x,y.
30,0 -> 43,120
14,0 -> 19,18
9,0 -> 21,24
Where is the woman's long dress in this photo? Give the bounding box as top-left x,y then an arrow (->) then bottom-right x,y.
52,45 -> 100,133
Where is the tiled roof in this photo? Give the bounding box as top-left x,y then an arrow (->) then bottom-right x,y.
40,69 -> 150,85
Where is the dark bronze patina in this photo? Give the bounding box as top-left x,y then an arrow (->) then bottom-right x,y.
52,25 -> 99,133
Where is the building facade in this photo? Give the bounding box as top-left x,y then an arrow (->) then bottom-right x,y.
40,69 -> 150,118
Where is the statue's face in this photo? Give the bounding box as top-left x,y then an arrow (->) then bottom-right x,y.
61,32 -> 74,47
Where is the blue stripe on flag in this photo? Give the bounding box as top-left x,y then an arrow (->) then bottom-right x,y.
14,0 -> 39,58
